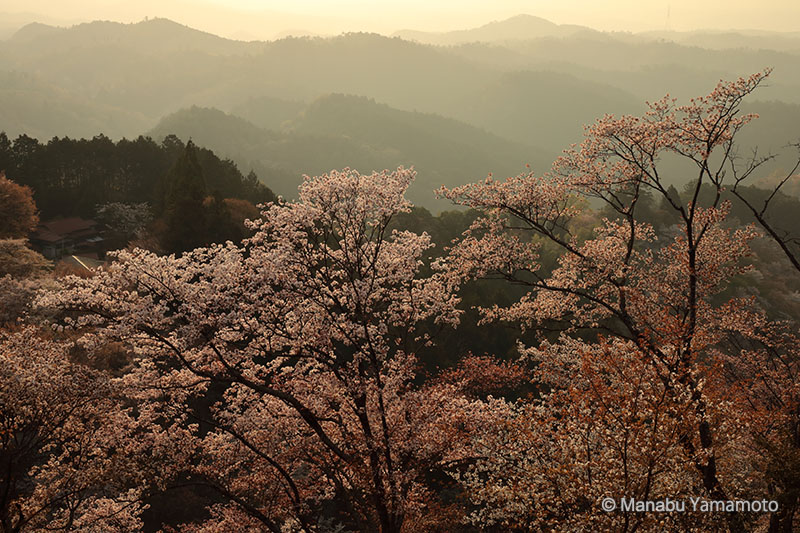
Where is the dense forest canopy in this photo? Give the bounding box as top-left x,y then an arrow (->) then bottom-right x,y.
0,133 -> 274,218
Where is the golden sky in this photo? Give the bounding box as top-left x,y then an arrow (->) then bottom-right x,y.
2,0 -> 799,39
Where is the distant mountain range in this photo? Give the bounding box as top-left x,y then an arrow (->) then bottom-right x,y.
8,18 -> 251,55
148,97 -> 553,209
1,14 -> 798,206
394,14 -> 597,44
0,70 -> 151,139
393,13 -> 800,54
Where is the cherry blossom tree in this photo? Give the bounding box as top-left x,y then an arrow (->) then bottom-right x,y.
95,202 -> 153,250
440,70 -> 799,532
40,167 -> 508,532
0,328 -> 145,532
0,239 -> 52,325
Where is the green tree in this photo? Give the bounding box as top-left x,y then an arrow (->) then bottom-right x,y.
162,141 -> 207,254
204,191 -> 242,244
657,184 -> 683,227
0,133 -> 12,174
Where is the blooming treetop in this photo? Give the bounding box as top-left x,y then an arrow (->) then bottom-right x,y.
39,167 -> 509,533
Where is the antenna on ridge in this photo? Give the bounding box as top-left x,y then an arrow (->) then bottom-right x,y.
666,4 -> 672,31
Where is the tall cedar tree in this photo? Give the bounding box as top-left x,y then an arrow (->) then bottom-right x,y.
204,191 -> 243,244
162,141 -> 208,254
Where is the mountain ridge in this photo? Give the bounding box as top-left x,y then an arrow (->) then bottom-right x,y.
149,98 -> 554,210
8,17 -> 254,55
394,14 -> 596,44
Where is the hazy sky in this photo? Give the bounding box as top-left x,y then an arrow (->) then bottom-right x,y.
2,0 -> 800,39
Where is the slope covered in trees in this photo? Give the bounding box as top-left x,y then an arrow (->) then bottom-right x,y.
149,99 -> 552,209
0,133 -> 274,219
3,15 -> 800,163
437,71 -> 800,532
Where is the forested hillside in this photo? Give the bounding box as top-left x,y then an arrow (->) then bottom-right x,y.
0,133 -> 273,218
148,98 -> 552,207
3,15 -> 799,205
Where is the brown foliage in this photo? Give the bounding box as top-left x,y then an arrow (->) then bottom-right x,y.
0,172 -> 39,239
222,197 -> 260,229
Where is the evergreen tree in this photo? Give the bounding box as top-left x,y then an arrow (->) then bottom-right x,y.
162,141 -> 207,254
656,184 -> 683,228
0,133 -> 12,174
204,190 -> 242,244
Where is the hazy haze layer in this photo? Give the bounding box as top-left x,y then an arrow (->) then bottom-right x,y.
2,0 -> 799,40
2,9 -> 799,209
